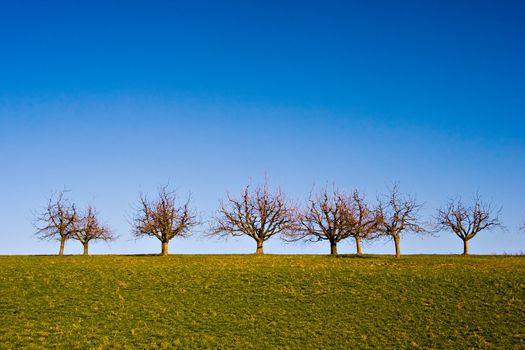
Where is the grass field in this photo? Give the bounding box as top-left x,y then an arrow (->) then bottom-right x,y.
0,255 -> 523,349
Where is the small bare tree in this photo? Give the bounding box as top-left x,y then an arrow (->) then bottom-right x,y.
344,190 -> 381,255
73,206 -> 113,255
377,185 -> 426,258
34,191 -> 78,256
436,195 -> 502,255
294,188 -> 354,255
210,183 -> 295,254
132,186 -> 198,256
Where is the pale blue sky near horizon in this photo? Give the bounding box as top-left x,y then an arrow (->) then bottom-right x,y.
1,0 -> 524,255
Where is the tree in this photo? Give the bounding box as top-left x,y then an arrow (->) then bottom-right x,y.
344,190 -> 381,255
436,194 -> 502,256
377,185 -> 426,258
210,183 -> 295,254
132,186 -> 198,256
72,206 -> 113,255
294,188 -> 354,255
34,191 -> 78,256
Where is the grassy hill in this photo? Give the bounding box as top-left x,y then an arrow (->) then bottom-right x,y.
0,255 -> 523,349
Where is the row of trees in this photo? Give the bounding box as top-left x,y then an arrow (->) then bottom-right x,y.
35,192 -> 112,255
35,183 -> 516,257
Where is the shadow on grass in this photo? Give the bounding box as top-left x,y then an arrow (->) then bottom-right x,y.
334,254 -> 377,259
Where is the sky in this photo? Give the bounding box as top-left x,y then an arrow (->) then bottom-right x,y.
0,0 -> 524,255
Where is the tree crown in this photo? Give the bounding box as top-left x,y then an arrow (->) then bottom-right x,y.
377,185 -> 426,238
210,183 -> 296,242
35,191 -> 79,241
436,194 -> 502,240
133,186 -> 198,243
73,206 -> 113,244
294,188 -> 354,243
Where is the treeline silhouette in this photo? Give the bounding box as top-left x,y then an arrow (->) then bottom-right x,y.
35,182 -> 518,257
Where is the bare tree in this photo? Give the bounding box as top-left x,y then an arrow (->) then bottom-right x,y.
132,185 -> 198,256
377,185 -> 426,258
293,188 -> 354,255
436,194 -> 502,255
344,190 -> 381,255
34,191 -> 78,256
210,183 -> 295,254
72,206 -> 113,255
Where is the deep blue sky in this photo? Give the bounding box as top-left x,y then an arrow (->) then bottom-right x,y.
1,0 -> 524,255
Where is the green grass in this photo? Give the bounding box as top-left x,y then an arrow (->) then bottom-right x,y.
0,255 -> 524,349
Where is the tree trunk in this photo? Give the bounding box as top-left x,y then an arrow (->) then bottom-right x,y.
330,241 -> 338,255
83,242 -> 89,256
463,239 -> 469,256
256,240 -> 264,254
394,235 -> 401,258
58,236 -> 66,256
161,241 -> 169,256
355,236 -> 362,255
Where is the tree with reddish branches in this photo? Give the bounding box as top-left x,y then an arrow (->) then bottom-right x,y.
132,185 -> 198,256
210,182 -> 295,254
73,206 -> 113,255
344,190 -> 381,255
293,187 -> 353,255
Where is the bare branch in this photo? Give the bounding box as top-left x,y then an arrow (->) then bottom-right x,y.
72,206 -> 114,255
210,182 -> 296,254
132,185 -> 198,256
436,193 -> 503,255
376,184 -> 426,257
345,190 -> 381,239
34,190 -> 79,256
290,187 -> 379,255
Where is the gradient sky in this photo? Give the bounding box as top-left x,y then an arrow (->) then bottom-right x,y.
1,0 -> 524,255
